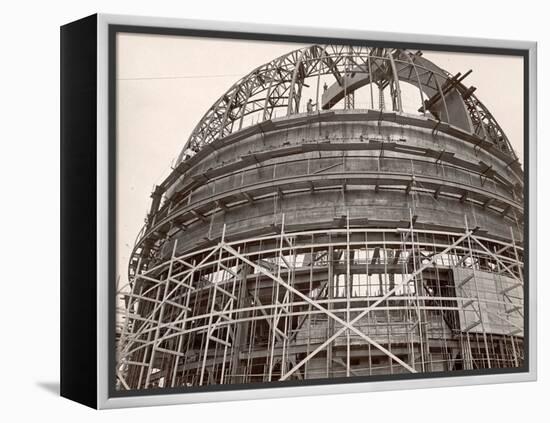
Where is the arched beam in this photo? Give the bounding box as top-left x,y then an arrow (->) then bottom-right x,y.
321,49 -> 474,133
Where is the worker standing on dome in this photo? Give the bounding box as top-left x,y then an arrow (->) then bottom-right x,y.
306,98 -> 316,113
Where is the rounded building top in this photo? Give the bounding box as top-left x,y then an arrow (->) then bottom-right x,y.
178,45 -> 517,163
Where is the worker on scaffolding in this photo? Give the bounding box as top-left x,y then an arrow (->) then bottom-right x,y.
306,98 -> 316,114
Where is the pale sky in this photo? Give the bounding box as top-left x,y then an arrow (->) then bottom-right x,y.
116,33 -> 523,289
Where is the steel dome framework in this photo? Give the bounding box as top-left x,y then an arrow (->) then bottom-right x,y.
116,45 -> 524,390
180,45 -> 516,159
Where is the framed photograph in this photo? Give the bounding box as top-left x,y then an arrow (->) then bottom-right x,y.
60,13 -> 537,409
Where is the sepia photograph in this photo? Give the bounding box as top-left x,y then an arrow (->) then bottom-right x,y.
113,32 -> 525,392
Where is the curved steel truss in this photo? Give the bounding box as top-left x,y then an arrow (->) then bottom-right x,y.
180,45 -> 517,162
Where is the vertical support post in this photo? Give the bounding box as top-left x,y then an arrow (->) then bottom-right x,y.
409,209 -> 426,372
220,247 -> 239,384
315,46 -> 326,112
383,231 -> 393,374
464,216 -> 491,369
387,50 -> 403,113
268,214 -> 286,381
305,235 -> 314,379
171,258 -> 196,387
509,226 -> 523,283
326,242 -> 334,378
144,240 -> 178,388
346,210 -> 351,377
367,50 -> 375,110
229,259 -> 250,384
199,225 -> 226,385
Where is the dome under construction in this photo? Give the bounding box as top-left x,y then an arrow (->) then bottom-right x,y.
116,45 -> 524,390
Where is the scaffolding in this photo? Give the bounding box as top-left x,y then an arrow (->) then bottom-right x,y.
117,213 -> 523,389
